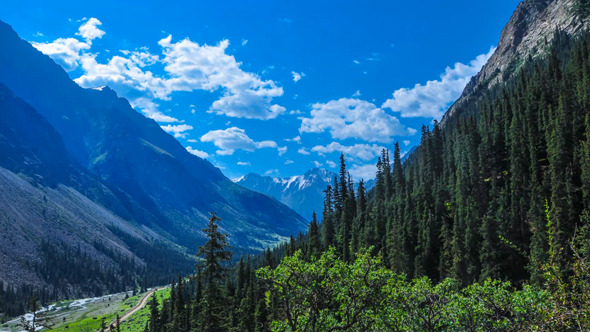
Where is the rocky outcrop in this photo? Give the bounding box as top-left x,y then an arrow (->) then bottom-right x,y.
442,0 -> 589,125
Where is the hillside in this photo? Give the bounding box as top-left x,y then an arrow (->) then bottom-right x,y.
0,19 -> 307,251
0,18 -> 307,316
146,0 -> 590,330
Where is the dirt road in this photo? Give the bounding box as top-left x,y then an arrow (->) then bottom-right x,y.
105,288 -> 160,330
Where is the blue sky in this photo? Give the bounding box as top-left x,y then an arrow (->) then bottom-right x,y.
0,0 -> 521,180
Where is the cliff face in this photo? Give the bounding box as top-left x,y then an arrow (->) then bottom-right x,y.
442,0 -> 589,124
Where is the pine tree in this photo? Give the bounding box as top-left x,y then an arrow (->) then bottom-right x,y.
308,211 -> 321,257
321,185 -> 335,249
197,212 -> 233,331
148,294 -> 160,332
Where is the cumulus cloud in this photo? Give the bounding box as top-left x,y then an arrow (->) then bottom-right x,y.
158,36 -> 285,119
349,164 -> 377,181
200,127 -> 284,155
292,71 -> 305,83
300,98 -> 415,143
297,147 -> 310,155
35,19 -> 286,122
76,18 -> 105,44
32,38 -> 90,71
186,146 -> 210,159
161,124 -> 193,138
311,142 -> 385,161
285,136 -> 301,144
382,47 -> 495,119
74,50 -> 169,121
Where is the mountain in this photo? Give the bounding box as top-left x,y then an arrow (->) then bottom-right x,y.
235,168 -> 377,221
344,0 -> 590,285
235,168 -> 335,221
0,19 -> 307,250
0,18 -> 308,311
441,0 -> 590,125
0,81 -> 191,310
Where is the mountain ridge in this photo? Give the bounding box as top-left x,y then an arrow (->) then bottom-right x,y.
0,19 -> 308,252
441,0 -> 590,126
236,168 -> 376,221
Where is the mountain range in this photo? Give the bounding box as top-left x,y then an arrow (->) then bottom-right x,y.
0,19 -> 307,297
235,168 -> 377,221
1,0 -> 588,317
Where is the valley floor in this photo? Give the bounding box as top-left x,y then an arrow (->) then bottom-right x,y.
0,287 -> 169,332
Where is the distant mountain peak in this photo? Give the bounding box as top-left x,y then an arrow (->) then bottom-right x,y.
235,168 -> 336,220
236,168 -> 376,220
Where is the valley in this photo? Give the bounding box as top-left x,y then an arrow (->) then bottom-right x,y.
2,0 -> 590,330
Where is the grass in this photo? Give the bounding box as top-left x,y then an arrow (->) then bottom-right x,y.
0,287 -> 170,332
49,292 -> 146,332
119,288 -> 170,332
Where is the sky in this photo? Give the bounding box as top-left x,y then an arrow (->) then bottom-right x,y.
0,0 -> 522,180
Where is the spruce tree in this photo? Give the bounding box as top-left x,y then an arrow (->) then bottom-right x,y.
197,212 -> 233,331
308,211 -> 321,257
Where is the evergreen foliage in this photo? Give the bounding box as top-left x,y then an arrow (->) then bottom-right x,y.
146,30 -> 590,332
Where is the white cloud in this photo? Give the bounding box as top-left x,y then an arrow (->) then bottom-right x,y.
186,146 -> 209,159
326,160 -> 336,168
76,18 -> 105,44
32,38 -> 90,71
353,60 -> 360,64
298,147 -> 310,155
187,139 -> 198,143
237,161 -> 251,166
311,142 -> 384,161
285,160 -> 294,165
382,47 -> 495,119
265,169 -> 279,175
352,90 -> 361,97
161,124 -> 193,138
314,161 -> 323,167
75,51 -> 169,120
149,112 -> 181,123
292,71 -> 305,83
403,140 -> 411,146
285,136 -> 301,144
158,36 -> 285,119
349,164 -> 377,181
300,98 -> 414,143
36,20 -> 286,122
278,146 -> 288,156
241,39 -> 248,46
200,127 -> 282,155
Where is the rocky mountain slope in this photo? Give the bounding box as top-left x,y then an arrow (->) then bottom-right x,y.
442,0 -> 590,125
0,18 -> 308,300
236,168 -> 376,221
236,168 -> 335,221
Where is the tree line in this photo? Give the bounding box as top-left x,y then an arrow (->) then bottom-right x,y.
146,30 -> 590,331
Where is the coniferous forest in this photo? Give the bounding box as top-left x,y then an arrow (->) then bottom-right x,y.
146,31 -> 590,331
